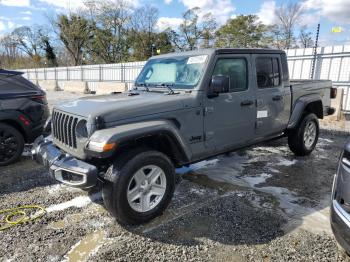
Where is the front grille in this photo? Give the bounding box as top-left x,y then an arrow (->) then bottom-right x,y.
52,110 -> 79,148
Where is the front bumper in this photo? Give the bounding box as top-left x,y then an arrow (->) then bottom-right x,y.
32,136 -> 98,189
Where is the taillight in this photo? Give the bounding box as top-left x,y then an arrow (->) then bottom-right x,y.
31,95 -> 48,104
330,87 -> 337,99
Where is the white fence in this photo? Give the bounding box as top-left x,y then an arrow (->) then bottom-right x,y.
22,61 -> 146,91
287,45 -> 350,112
21,45 -> 350,112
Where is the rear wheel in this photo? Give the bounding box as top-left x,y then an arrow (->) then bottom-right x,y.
102,149 -> 175,225
288,113 -> 319,156
0,123 -> 24,166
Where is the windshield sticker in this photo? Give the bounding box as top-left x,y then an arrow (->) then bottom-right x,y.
187,55 -> 207,64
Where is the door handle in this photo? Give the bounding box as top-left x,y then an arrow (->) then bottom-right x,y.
241,100 -> 254,106
272,95 -> 283,101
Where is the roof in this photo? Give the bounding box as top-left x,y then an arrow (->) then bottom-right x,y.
0,69 -> 23,76
151,48 -> 285,59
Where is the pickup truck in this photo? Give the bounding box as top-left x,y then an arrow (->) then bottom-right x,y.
32,48 -> 336,224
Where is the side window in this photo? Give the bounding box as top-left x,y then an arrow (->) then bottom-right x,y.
281,54 -> 289,82
256,57 -> 281,88
212,58 -> 247,92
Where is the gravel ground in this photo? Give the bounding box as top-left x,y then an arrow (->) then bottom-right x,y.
0,91 -> 350,261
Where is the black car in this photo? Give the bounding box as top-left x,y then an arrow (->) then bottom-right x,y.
0,69 -> 49,166
331,138 -> 350,254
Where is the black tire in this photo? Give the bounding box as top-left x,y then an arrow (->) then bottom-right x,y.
0,123 -> 25,166
288,113 -> 319,156
102,149 -> 175,225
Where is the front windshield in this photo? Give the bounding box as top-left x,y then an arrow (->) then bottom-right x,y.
135,55 -> 208,89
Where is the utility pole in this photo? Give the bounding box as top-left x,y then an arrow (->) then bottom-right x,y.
310,23 -> 320,79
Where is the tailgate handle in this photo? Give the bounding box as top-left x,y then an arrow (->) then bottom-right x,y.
241,100 -> 254,106
272,95 -> 283,101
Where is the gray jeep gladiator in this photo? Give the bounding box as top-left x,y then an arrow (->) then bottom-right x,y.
33,48 -> 336,224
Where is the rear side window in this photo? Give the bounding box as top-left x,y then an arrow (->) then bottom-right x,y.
0,75 -> 39,94
212,58 -> 248,92
256,57 -> 281,88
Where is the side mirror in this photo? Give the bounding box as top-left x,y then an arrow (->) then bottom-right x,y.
208,75 -> 229,98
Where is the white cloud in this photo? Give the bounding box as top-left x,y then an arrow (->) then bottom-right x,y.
156,17 -> 183,31
256,1 -> 276,25
38,0 -> 85,10
20,10 -> 32,15
7,21 -> 15,29
303,0 -> 350,24
164,0 -> 172,4
22,16 -> 31,21
0,21 -> 6,32
179,0 -> 235,24
0,0 -> 30,7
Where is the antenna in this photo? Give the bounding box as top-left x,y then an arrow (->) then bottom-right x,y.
310,23 -> 320,79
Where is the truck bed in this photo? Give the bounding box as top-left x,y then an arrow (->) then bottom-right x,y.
290,79 -> 332,116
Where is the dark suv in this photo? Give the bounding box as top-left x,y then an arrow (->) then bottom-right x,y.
331,138 -> 350,254
0,69 -> 49,166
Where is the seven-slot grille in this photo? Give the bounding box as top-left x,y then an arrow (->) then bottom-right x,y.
52,110 -> 79,148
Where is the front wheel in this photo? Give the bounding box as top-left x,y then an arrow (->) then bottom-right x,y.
102,149 -> 175,225
288,113 -> 319,156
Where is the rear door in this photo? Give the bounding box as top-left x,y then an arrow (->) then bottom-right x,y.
253,54 -> 290,137
203,54 -> 256,152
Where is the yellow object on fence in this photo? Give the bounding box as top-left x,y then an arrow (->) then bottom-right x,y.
332,27 -> 342,33
0,205 -> 46,231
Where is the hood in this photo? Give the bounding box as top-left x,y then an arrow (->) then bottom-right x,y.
55,91 -> 194,123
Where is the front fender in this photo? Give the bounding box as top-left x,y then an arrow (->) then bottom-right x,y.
287,94 -> 322,129
88,120 -> 192,162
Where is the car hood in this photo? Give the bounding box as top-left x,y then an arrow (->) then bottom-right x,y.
55,91 -> 195,123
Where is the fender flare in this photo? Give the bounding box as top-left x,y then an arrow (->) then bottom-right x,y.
0,110 -> 28,139
88,120 -> 192,163
287,94 -> 323,129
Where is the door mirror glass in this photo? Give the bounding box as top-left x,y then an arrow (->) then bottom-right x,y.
208,75 -> 229,98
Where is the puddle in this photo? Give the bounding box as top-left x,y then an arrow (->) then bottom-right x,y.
48,213 -> 85,230
46,192 -> 102,213
66,230 -> 106,262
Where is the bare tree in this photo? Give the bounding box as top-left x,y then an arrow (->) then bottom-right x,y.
299,26 -> 314,48
11,26 -> 42,64
275,2 -> 303,49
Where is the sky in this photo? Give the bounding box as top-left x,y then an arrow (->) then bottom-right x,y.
0,0 -> 350,46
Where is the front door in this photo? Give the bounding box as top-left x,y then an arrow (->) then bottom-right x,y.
253,54 -> 290,137
203,54 -> 256,152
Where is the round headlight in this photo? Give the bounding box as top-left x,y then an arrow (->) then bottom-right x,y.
76,119 -> 88,139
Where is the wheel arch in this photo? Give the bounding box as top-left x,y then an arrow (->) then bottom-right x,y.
287,95 -> 323,130
89,120 -> 192,167
0,118 -> 27,142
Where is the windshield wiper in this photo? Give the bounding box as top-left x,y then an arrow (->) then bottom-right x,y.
154,83 -> 176,94
134,82 -> 149,92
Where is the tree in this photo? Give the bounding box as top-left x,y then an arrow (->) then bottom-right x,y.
56,14 -> 93,66
215,15 -> 272,48
92,0 -> 132,63
11,26 -> 42,64
299,26 -> 313,48
274,2 -> 303,49
168,7 -> 217,51
129,6 -> 159,60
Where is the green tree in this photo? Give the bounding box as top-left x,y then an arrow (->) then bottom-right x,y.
168,7 -> 217,51
215,15 -> 272,48
56,14 -> 93,66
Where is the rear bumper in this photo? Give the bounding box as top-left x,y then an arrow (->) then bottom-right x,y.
32,136 -> 98,189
